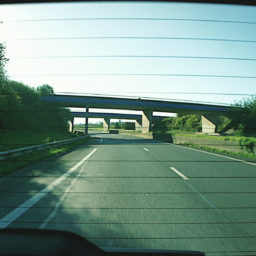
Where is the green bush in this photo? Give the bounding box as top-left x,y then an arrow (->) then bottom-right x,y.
217,116 -> 233,133
0,82 -> 71,132
153,131 -> 173,142
230,97 -> 256,134
239,137 -> 255,153
152,118 -> 168,132
122,122 -> 135,130
0,44 -> 70,134
114,121 -> 121,129
164,115 -> 201,132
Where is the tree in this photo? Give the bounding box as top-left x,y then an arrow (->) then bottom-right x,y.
36,84 -> 54,96
183,115 -> 201,132
157,115 -> 201,132
0,42 -> 16,130
0,43 -> 8,78
216,115 -> 232,134
122,122 -> 135,130
0,43 -> 70,133
152,118 -> 168,132
230,97 -> 256,134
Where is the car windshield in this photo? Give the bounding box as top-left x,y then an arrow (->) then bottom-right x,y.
0,1 -> 256,256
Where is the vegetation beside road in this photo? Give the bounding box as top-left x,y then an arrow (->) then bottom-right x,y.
0,81 -> 71,134
0,42 -> 86,176
111,121 -> 135,130
0,130 -> 79,152
75,122 -> 136,131
0,42 -> 73,152
152,98 -> 256,136
75,123 -> 103,129
178,142 -> 256,162
151,99 -> 256,157
167,130 -> 256,146
0,136 -> 89,177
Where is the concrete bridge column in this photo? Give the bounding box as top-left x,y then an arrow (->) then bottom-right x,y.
135,119 -> 142,131
103,118 -> 110,133
71,117 -> 74,133
201,114 -> 219,134
85,107 -> 89,134
142,110 -> 153,133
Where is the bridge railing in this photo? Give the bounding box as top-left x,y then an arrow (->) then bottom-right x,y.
0,135 -> 88,160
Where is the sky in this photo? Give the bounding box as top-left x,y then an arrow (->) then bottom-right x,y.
0,2 -> 256,123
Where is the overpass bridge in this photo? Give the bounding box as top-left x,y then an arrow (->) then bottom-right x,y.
42,94 -> 234,134
71,111 -> 142,132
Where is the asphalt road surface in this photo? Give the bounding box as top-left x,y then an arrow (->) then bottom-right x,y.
0,132 -> 256,256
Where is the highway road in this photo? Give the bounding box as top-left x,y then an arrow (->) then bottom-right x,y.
0,132 -> 256,256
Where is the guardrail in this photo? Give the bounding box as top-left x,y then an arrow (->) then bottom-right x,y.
0,135 -> 88,160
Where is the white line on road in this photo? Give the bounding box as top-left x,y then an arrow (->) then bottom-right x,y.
170,167 -> 189,180
0,148 -> 98,229
39,161 -> 89,229
170,143 -> 256,167
184,181 -> 220,212
169,165 -> 220,212
144,148 -> 149,152
169,166 -> 220,212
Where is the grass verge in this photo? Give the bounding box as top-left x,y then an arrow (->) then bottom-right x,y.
0,136 -> 89,177
168,130 -> 256,143
119,129 -> 153,138
119,129 -> 143,134
0,130 -> 79,152
179,142 -> 256,162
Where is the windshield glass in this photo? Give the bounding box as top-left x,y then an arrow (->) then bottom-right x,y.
0,2 -> 256,256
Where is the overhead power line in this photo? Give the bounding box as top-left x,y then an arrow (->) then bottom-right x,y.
4,17 -> 256,25
9,55 -> 256,62
9,73 -> 256,79
6,36 -> 256,44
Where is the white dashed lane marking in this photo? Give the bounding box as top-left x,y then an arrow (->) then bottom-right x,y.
170,167 -> 189,180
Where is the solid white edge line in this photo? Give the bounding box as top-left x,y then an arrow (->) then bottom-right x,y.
0,148 -> 98,229
144,148 -> 149,152
39,161 -> 89,229
167,143 -> 256,167
170,167 -> 189,180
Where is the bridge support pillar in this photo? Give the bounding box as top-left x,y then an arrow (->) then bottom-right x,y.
71,117 -> 74,133
103,118 -> 110,133
142,110 -> 152,133
135,119 -> 142,131
85,107 -> 89,134
201,114 -> 219,134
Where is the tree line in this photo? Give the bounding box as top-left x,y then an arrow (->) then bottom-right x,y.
0,43 -> 71,133
152,99 -> 256,135
1,41 -> 255,136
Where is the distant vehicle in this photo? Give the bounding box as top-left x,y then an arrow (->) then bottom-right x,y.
109,129 -> 119,134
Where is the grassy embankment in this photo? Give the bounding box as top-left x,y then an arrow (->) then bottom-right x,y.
0,130 -> 89,177
165,130 -> 256,161
118,129 -> 153,138
179,143 -> 256,162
